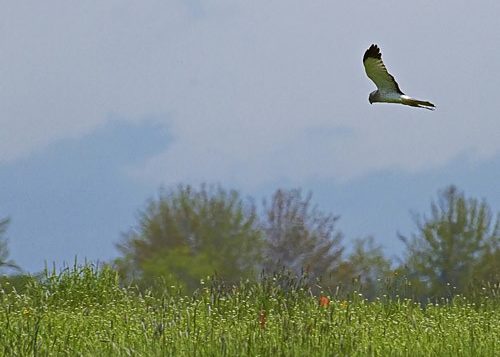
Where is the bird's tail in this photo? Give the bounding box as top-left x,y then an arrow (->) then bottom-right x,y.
401,97 -> 435,110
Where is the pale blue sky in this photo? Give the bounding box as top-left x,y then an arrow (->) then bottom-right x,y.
1,1 -> 499,272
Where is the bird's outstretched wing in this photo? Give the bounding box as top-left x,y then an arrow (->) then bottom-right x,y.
363,44 -> 403,95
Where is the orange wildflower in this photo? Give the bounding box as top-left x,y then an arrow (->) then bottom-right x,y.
258,310 -> 266,329
319,295 -> 330,307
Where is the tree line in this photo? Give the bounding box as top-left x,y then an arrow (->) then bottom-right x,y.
114,184 -> 499,300
1,184 -> 499,300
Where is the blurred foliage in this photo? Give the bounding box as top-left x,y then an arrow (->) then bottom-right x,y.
261,189 -> 344,280
114,184 -> 263,293
399,185 -> 500,300
0,218 -> 19,272
329,236 -> 392,300
112,184 -> 499,299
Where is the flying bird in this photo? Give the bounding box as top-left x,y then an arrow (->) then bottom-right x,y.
363,44 -> 435,110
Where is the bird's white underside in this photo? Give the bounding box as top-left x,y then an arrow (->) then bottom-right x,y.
381,91 -> 406,102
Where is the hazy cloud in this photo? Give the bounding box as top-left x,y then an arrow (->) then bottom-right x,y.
2,1 -> 500,187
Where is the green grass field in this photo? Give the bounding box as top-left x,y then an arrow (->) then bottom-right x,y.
1,265 -> 498,356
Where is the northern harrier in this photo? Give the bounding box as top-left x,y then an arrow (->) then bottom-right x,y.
363,44 -> 435,110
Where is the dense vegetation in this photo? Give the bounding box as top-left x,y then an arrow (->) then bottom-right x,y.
1,184 -> 498,355
113,184 -> 498,300
0,265 -> 499,356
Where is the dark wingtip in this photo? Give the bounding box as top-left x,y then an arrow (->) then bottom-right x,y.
363,44 -> 381,62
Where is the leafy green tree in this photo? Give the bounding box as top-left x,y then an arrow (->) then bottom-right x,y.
333,237 -> 392,299
399,185 -> 500,298
261,189 -> 344,279
115,185 -> 263,292
0,218 -> 19,272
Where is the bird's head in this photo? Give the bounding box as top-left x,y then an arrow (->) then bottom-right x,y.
368,90 -> 378,104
